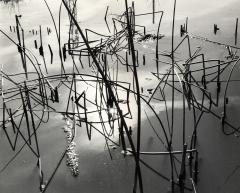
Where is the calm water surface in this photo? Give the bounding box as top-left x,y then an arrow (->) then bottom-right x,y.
1,1 -> 240,193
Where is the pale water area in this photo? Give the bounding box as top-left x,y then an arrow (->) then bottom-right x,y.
1,1 -> 240,193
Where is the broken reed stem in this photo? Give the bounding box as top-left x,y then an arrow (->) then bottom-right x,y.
124,0 -> 144,192
48,44 -> 53,64
24,81 -> 40,157
153,0 -> 155,24
235,18 -> 238,45
20,87 -> 31,145
15,15 -> 28,79
170,0 -> 177,192
156,12 -> 164,78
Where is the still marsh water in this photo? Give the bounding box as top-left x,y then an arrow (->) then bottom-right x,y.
1,0 -> 240,193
